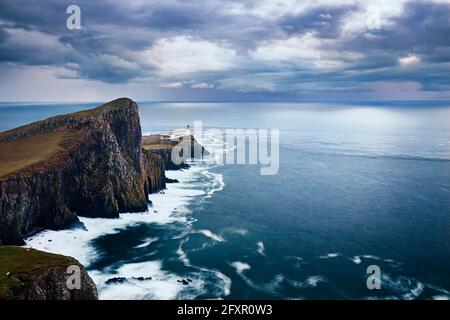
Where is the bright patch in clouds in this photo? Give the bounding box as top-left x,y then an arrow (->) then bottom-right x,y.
159,82 -> 184,88
398,55 -> 421,67
143,36 -> 236,76
251,33 -> 359,70
191,82 -> 214,89
251,33 -> 321,63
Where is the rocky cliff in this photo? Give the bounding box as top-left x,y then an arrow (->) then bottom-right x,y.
142,134 -> 209,170
0,98 -> 166,245
142,150 -> 166,193
0,246 -> 97,300
144,147 -> 190,170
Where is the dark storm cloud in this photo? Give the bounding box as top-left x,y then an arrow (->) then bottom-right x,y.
316,0 -> 450,93
0,0 -> 449,97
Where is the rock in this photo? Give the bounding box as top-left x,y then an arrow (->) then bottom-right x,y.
165,177 -> 179,184
0,246 -> 97,300
105,276 -> 152,284
177,279 -> 190,285
132,276 -> 152,281
105,277 -> 128,285
142,134 -> 209,171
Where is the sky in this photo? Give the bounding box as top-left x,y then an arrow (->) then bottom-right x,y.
0,0 -> 450,102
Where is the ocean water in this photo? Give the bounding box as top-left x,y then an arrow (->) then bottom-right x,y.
1,101 -> 449,300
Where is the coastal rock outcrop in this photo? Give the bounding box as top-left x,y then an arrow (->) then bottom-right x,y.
144,147 -> 190,170
142,150 -> 166,193
0,98 -> 166,245
0,246 -> 98,300
142,134 -> 209,170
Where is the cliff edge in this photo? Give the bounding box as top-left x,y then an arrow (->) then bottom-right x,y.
0,246 -> 97,300
0,98 -> 165,245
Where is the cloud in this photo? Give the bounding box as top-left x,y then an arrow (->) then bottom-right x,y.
0,0 -> 449,100
398,54 -> 421,67
141,35 -> 237,76
159,81 -> 184,88
0,27 -> 74,65
191,82 -> 214,89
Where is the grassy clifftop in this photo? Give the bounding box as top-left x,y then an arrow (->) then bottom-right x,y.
0,246 -> 97,300
0,131 -> 66,178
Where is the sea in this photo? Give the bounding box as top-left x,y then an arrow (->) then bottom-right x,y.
1,100 -> 449,300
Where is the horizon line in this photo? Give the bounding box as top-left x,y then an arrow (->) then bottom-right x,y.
1,99 -> 450,105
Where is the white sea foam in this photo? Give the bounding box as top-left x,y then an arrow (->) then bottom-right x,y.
361,254 -> 381,260
194,229 -> 225,242
177,237 -> 191,266
432,295 -> 450,300
352,256 -> 362,264
214,271 -> 232,297
230,260 -> 285,295
289,276 -> 326,288
90,260 -> 205,300
134,237 -> 159,249
224,228 -> 249,236
380,274 -> 425,300
25,211 -> 180,267
256,241 -> 265,256
177,237 -> 231,298
231,261 -> 251,274
318,253 -> 340,259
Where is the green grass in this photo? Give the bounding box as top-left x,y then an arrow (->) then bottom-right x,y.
142,135 -> 173,150
0,131 -> 66,178
142,144 -> 173,150
0,246 -> 76,299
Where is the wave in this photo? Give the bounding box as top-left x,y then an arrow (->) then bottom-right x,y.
177,238 -> 231,298
194,229 -> 225,242
134,237 -> 159,249
90,260 -> 208,300
288,276 -> 327,289
318,253 -> 340,259
256,241 -> 265,256
230,261 -> 251,274
223,228 -> 249,236
230,261 -> 284,296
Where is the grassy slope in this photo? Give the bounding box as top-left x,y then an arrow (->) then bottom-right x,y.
142,135 -> 172,150
0,246 -> 76,299
0,131 -> 66,178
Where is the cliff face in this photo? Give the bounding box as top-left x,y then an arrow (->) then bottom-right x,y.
0,246 -> 97,300
145,147 -> 190,170
142,134 -> 209,170
0,98 -> 165,245
142,150 -> 166,193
